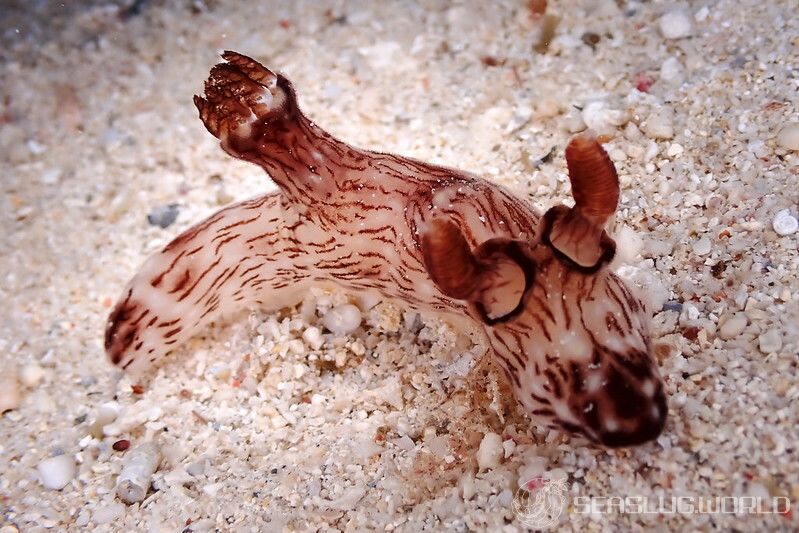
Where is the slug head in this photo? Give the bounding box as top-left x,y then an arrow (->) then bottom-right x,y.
422,133 -> 666,447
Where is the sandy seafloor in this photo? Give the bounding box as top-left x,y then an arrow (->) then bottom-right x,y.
1,0 -> 798,531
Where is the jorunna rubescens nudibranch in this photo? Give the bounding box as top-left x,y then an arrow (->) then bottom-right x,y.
106,52 -> 667,448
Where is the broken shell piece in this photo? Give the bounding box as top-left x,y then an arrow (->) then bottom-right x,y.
116,441 -> 161,504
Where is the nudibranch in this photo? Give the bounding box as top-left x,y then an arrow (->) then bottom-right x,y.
106,52 -> 667,447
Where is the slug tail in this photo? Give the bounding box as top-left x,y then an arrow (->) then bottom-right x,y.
105,192 -> 289,374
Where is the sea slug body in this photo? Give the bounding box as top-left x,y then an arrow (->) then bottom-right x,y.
105,52 -> 667,447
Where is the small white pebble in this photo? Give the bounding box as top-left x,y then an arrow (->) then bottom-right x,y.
328,486 -> 366,510
476,432 -> 503,471
38,168 -> 61,185
666,143 -> 684,157
322,304 -> 362,336
609,148 -> 627,162
302,326 -> 324,350
643,110 -> 674,140
502,438 -> 516,458
186,460 -> 206,477
203,482 -> 222,498
660,56 -> 685,84
772,209 -> 798,236
692,236 -> 712,256
75,511 -> 90,527
205,362 -> 231,381
659,9 -> 692,39
748,482 -> 770,500
96,401 -> 121,426
535,97 -> 561,119
323,83 -> 341,100
625,144 -> 644,160
18,364 -> 44,387
375,377 -> 403,410
581,101 -> 626,135
561,108 -> 586,133
334,349 -> 348,367
694,6 -> 709,22
428,435 -> 450,458
681,302 -> 700,322
776,124 -> 799,151
459,472 -> 476,500
737,120 -> 749,134
92,502 -> 125,525
187,519 -> 215,532
391,435 -> 415,451
37,454 -> 76,490
518,456 -> 548,486
682,397 -> 703,417
27,139 -> 46,154
747,139 -> 768,158
0,374 -> 21,412
719,313 -> 747,340
758,330 -> 783,354
643,140 -> 659,162
498,488 -> 514,507
161,461 -> 195,487
613,225 -> 643,264
287,338 -> 305,355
